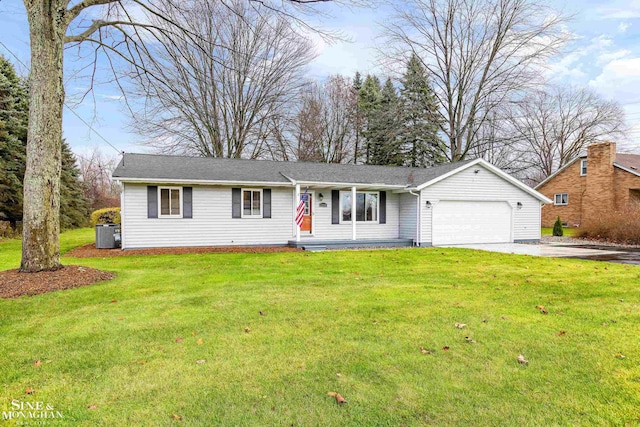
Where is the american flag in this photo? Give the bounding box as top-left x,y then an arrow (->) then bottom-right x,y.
296,191 -> 307,228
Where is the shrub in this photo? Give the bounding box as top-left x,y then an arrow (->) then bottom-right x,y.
552,216 -> 563,237
91,207 -> 121,227
576,206 -> 640,245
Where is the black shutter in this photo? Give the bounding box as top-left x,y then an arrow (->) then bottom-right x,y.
183,187 -> 193,218
379,191 -> 386,224
232,188 -> 241,218
147,186 -> 158,218
331,190 -> 340,224
356,193 -> 365,222
263,189 -> 271,218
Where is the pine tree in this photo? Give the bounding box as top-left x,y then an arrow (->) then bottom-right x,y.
358,75 -> 382,164
0,56 -> 28,227
399,54 -> 445,167
352,72 -> 364,164
368,78 -> 403,166
0,56 -> 90,230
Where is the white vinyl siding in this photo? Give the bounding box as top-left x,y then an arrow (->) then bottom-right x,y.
122,184 -> 293,248
420,165 -> 541,244
399,193 -> 417,240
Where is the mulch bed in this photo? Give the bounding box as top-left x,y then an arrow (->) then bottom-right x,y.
65,244 -> 301,258
0,266 -> 116,299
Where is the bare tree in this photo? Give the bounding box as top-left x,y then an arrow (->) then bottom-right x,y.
382,0 -> 568,162
129,0 -> 316,159
293,75 -> 357,163
19,0 -> 358,272
506,86 -> 627,182
77,148 -> 121,210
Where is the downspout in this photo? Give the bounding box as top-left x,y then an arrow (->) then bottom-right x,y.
409,189 -> 420,246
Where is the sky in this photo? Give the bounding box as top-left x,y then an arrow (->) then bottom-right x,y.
2,0 -> 640,159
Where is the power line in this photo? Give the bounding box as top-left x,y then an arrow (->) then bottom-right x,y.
0,40 -> 124,156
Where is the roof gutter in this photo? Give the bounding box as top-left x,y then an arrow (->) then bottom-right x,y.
112,177 -> 293,187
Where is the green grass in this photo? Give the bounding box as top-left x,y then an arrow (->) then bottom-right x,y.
542,227 -> 577,237
1,229 -> 639,426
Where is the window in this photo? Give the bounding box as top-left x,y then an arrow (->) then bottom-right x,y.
581,159 -> 587,176
159,187 -> 182,217
554,193 -> 568,206
242,189 -> 262,218
340,191 -> 379,222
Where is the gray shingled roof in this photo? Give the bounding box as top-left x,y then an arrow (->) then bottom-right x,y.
112,153 -> 475,188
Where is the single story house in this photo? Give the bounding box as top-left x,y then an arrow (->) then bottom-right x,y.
112,153 -> 551,249
536,141 -> 640,228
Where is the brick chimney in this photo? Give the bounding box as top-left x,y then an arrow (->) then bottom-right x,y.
582,141 -> 616,226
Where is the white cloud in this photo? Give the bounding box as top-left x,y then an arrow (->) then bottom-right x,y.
589,57 -> 640,104
618,22 -> 631,33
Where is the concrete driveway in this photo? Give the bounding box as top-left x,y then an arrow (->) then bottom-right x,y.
441,242 -> 640,265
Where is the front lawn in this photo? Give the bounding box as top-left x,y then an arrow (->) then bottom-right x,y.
1,230 -> 639,425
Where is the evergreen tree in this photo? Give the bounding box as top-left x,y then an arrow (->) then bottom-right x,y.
352,72 -> 364,164
368,78 -> 403,166
0,56 -> 28,227
399,54 -> 445,167
358,75 -> 382,164
0,56 -> 90,229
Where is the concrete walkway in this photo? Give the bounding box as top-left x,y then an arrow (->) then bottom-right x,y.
440,242 -> 625,258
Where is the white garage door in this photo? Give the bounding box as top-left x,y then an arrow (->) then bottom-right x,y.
432,201 -> 512,245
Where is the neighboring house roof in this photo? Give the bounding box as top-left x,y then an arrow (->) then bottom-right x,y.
112,153 -> 551,202
535,151 -> 640,189
615,153 -> 640,177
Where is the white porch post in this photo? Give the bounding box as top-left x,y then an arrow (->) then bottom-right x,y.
295,184 -> 301,242
351,186 -> 357,240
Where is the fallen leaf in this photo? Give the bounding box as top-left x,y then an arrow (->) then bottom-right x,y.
336,373 -> 342,377
419,346 -> 432,354
171,414 -> 182,420
87,405 -> 98,410
517,354 -> 528,364
175,337 -> 183,343
482,318 -> 487,323
535,305 -> 545,310
111,299 -> 117,303
465,336 -> 476,344
244,327 -> 251,333
34,360 -> 41,367
557,331 -> 566,336
192,331 -> 197,337
197,338 -> 204,345
335,394 -> 346,404
454,323 -> 467,329
138,360 -> 147,365
501,315 -> 507,320
442,346 -> 450,351
327,391 -> 337,397
615,353 -> 626,359
195,359 -> 206,365
117,317 -> 124,321
25,388 -> 34,395
259,311 -> 266,316
601,322 -> 608,326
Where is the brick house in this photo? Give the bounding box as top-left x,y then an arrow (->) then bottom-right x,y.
536,141 -> 640,228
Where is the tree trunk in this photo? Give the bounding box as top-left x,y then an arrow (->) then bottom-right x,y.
20,1 -> 65,272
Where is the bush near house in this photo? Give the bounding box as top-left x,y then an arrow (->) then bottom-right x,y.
90,207 -> 121,227
576,206 -> 640,245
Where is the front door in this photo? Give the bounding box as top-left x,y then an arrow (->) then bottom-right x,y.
301,193 -> 312,233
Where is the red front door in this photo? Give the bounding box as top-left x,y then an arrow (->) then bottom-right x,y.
301,194 -> 312,233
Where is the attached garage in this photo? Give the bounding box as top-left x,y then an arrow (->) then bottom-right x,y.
432,201 -> 512,245
416,161 -> 552,246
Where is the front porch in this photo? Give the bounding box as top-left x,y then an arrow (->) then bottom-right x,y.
287,238 -> 414,251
